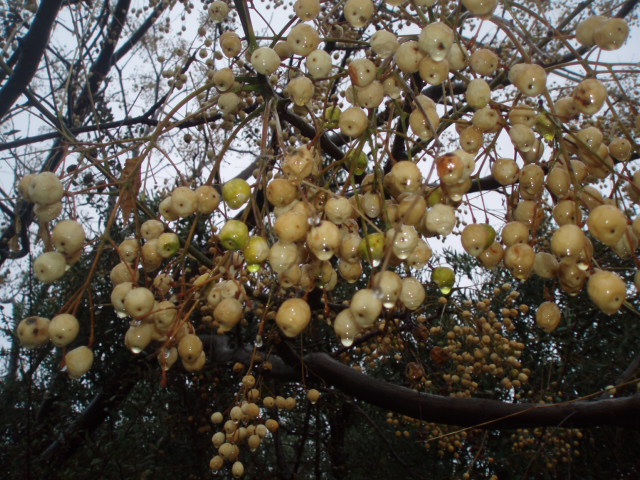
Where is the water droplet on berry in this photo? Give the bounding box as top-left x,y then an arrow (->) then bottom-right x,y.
340,336 -> 354,347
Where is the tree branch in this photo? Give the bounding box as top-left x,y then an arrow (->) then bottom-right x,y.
303,352 -> 640,429
278,105 -> 345,160
0,0 -> 64,121
112,2 -> 169,64
72,0 -> 132,118
37,356 -> 145,465
195,335 -> 640,429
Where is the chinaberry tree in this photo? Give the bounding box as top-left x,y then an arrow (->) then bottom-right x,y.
1,0 -> 640,478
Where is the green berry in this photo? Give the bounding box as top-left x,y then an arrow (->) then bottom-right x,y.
219,220 -> 250,250
347,151 -> 367,175
324,106 -> 341,128
157,232 -> 180,258
243,236 -> 270,271
483,224 -> 496,249
432,267 -> 455,294
358,233 -> 385,264
426,187 -> 443,206
222,178 -> 251,209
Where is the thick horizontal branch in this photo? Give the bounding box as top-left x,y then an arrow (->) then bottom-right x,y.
199,335 -> 640,430
36,325 -> 640,471
303,352 -> 640,429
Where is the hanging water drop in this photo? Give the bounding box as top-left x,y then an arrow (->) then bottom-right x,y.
340,335 -> 354,347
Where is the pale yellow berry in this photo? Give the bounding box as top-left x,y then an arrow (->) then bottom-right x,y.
34,251 -> 67,283
553,200 -> 581,226
518,164 -> 544,200
214,297 -> 244,332
351,81 -> 384,109
447,43 -> 468,71
551,224 -> 585,263
141,219 -> 164,240
349,58 -> 377,87
418,56 -> 449,86
276,298 -> 311,337
125,324 -> 154,354
462,0 -> 497,17
124,287 -> 155,319
344,0 -> 374,28
373,270 -> 403,309
587,270 -> 626,315
593,18 -> 629,50
307,220 -> 340,260
536,302 -> 561,333
399,277 -> 426,310
220,32 -> 242,58
350,289 -> 382,327
287,24 -> 320,56
195,185 -> 221,214
29,172 -> 64,205
158,197 -> 178,221
65,346 -> 94,379
286,76 -> 315,106
470,48 -> 499,76
305,49 -> 333,78
152,300 -> 178,332
424,204 -> 456,236
533,252 -> 559,279
339,107 -> 368,137
294,0 -> 320,20
573,78 -> 607,116
491,158 -> 519,186
208,1 -> 229,22
334,309 -> 361,347
575,16 -> 607,46
17,174 -> 36,202
251,47 -> 281,75
501,221 -> 529,247
418,22 -> 453,62
17,316 -> 50,349
218,92 -> 241,114
34,201 -> 62,222
178,334 -> 203,363
141,240 -> 163,271
52,220 -> 85,255
370,30 -> 399,58
472,106 -> 501,132
394,41 -> 423,74
508,105 -> 537,127
466,79 -> 491,109
587,204 -> 628,246
510,64 -> 547,97
213,68 -> 235,92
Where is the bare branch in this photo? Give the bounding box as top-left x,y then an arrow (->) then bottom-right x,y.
0,0 -> 64,121
303,352 -> 640,429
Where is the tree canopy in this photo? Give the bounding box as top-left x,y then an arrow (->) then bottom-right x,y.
1,0 -> 640,478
